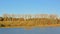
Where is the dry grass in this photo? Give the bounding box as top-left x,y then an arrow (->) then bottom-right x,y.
0,18 -> 60,28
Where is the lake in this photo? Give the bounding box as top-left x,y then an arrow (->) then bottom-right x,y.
0,27 -> 60,34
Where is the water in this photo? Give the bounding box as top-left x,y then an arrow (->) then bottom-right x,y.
0,27 -> 60,34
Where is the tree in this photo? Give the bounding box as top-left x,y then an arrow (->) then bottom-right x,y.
50,14 -> 58,19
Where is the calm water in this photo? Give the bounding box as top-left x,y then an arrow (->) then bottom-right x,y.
0,27 -> 60,34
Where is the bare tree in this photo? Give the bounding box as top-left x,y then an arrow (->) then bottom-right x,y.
50,14 -> 58,19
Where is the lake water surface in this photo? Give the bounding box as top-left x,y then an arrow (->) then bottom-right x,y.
0,27 -> 60,34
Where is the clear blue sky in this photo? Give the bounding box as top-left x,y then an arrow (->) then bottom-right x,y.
0,0 -> 60,15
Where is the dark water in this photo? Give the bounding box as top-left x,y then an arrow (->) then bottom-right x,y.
0,27 -> 60,34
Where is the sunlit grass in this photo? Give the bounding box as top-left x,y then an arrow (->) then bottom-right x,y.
0,18 -> 60,28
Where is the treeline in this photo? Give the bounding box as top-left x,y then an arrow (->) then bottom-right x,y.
0,16 -> 60,24
0,17 -> 24,21
0,14 -> 59,21
0,14 -> 60,27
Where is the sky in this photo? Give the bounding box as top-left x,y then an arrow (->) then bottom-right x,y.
0,0 -> 60,16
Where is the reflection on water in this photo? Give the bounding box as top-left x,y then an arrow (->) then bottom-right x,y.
0,27 -> 60,34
